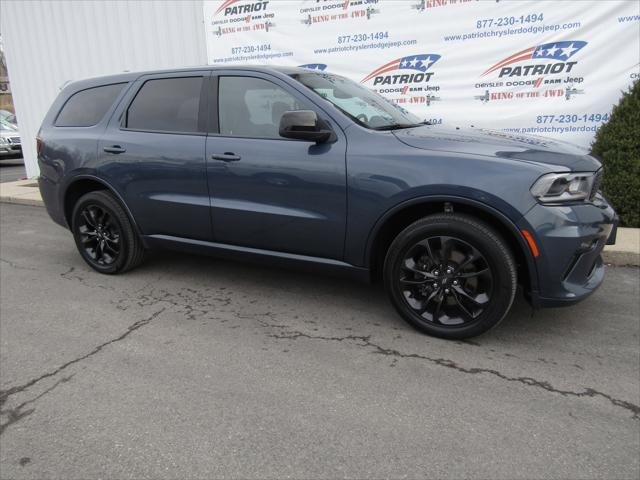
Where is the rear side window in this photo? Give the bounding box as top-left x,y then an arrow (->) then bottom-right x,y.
55,83 -> 126,127
125,77 -> 203,133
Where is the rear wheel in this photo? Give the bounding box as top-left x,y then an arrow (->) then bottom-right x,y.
71,190 -> 144,274
383,213 -> 517,339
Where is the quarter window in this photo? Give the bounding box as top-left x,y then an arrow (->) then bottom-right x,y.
126,77 -> 203,133
55,83 -> 126,127
218,76 -> 309,138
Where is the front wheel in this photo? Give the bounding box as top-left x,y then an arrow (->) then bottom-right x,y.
383,214 -> 517,339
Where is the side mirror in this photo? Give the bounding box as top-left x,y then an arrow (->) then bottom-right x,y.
279,110 -> 332,144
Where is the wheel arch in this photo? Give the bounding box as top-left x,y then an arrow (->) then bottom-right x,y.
62,175 -> 145,241
366,196 -> 538,293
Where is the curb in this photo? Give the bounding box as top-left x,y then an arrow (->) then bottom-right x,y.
0,195 -> 44,207
1,181 -> 638,267
602,250 -> 640,268
603,227 -> 640,268
0,179 -> 44,207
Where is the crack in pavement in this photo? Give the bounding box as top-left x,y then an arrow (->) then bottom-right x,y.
0,258 -> 39,271
5,271 -> 637,441
80,282 -> 640,421
60,266 -> 116,291
268,330 -> 640,419
0,375 -> 74,435
0,307 -> 166,435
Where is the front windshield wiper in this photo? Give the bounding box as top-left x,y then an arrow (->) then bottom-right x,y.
373,121 -> 428,131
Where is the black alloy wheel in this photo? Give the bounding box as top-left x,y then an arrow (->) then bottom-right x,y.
77,204 -> 122,267
384,213 -> 517,339
399,235 -> 493,326
72,190 -> 145,274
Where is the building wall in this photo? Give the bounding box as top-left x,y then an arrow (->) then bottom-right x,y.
0,0 -> 207,178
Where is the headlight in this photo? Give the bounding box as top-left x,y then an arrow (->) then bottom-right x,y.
530,172 -> 595,203
0,137 -> 7,145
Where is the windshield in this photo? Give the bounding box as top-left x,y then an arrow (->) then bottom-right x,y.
0,119 -> 18,132
290,72 -> 423,130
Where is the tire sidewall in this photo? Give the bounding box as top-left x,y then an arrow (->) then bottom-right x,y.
384,216 -> 516,339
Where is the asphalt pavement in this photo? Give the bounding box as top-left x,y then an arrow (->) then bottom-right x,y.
1,203 -> 639,479
0,159 -> 26,183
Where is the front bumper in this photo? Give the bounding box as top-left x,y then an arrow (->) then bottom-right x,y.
520,193 -> 617,308
0,144 -> 22,157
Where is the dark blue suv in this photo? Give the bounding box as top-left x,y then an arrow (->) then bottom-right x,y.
37,66 -> 617,339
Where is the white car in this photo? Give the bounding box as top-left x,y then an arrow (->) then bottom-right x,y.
0,118 -> 21,159
0,109 -> 18,125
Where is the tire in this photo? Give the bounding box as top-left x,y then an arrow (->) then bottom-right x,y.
383,213 -> 517,339
71,190 -> 145,274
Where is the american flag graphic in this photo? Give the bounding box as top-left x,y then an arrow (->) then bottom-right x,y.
299,63 -> 328,71
361,54 -> 441,83
481,41 -> 588,77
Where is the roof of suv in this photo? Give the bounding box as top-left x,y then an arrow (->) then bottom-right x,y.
64,65 -> 315,92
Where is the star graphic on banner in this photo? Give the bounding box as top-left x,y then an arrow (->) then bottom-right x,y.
401,59 -> 410,67
560,43 -> 578,58
409,58 -> 418,67
546,44 -> 559,57
534,48 -> 544,57
423,56 -> 432,66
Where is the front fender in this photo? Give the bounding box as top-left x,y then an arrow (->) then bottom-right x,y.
357,193 -> 540,293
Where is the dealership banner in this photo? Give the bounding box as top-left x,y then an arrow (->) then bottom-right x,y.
203,0 -> 639,148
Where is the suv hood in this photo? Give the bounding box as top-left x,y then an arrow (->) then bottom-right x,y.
392,125 -> 601,171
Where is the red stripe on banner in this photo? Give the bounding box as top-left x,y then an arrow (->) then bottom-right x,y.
361,64 -> 400,83
492,47 -> 536,67
361,59 -> 401,82
215,0 -> 239,16
481,47 -> 536,76
481,52 -> 535,77
481,52 -> 535,76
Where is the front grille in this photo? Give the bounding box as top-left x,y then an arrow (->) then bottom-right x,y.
8,137 -> 20,144
590,169 -> 603,201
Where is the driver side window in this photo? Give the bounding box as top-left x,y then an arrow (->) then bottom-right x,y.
218,76 -> 309,138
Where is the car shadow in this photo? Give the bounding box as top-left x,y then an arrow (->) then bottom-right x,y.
135,247 -> 585,345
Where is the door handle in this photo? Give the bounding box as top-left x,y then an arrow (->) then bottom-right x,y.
211,152 -> 241,162
103,145 -> 126,154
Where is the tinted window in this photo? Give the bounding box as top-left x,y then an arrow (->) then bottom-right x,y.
56,83 -> 125,127
126,77 -> 203,133
219,76 -> 309,138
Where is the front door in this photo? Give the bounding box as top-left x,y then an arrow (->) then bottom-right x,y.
205,73 -> 347,260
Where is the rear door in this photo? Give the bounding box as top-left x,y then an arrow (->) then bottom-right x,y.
99,71 -> 212,241
205,71 -> 347,260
